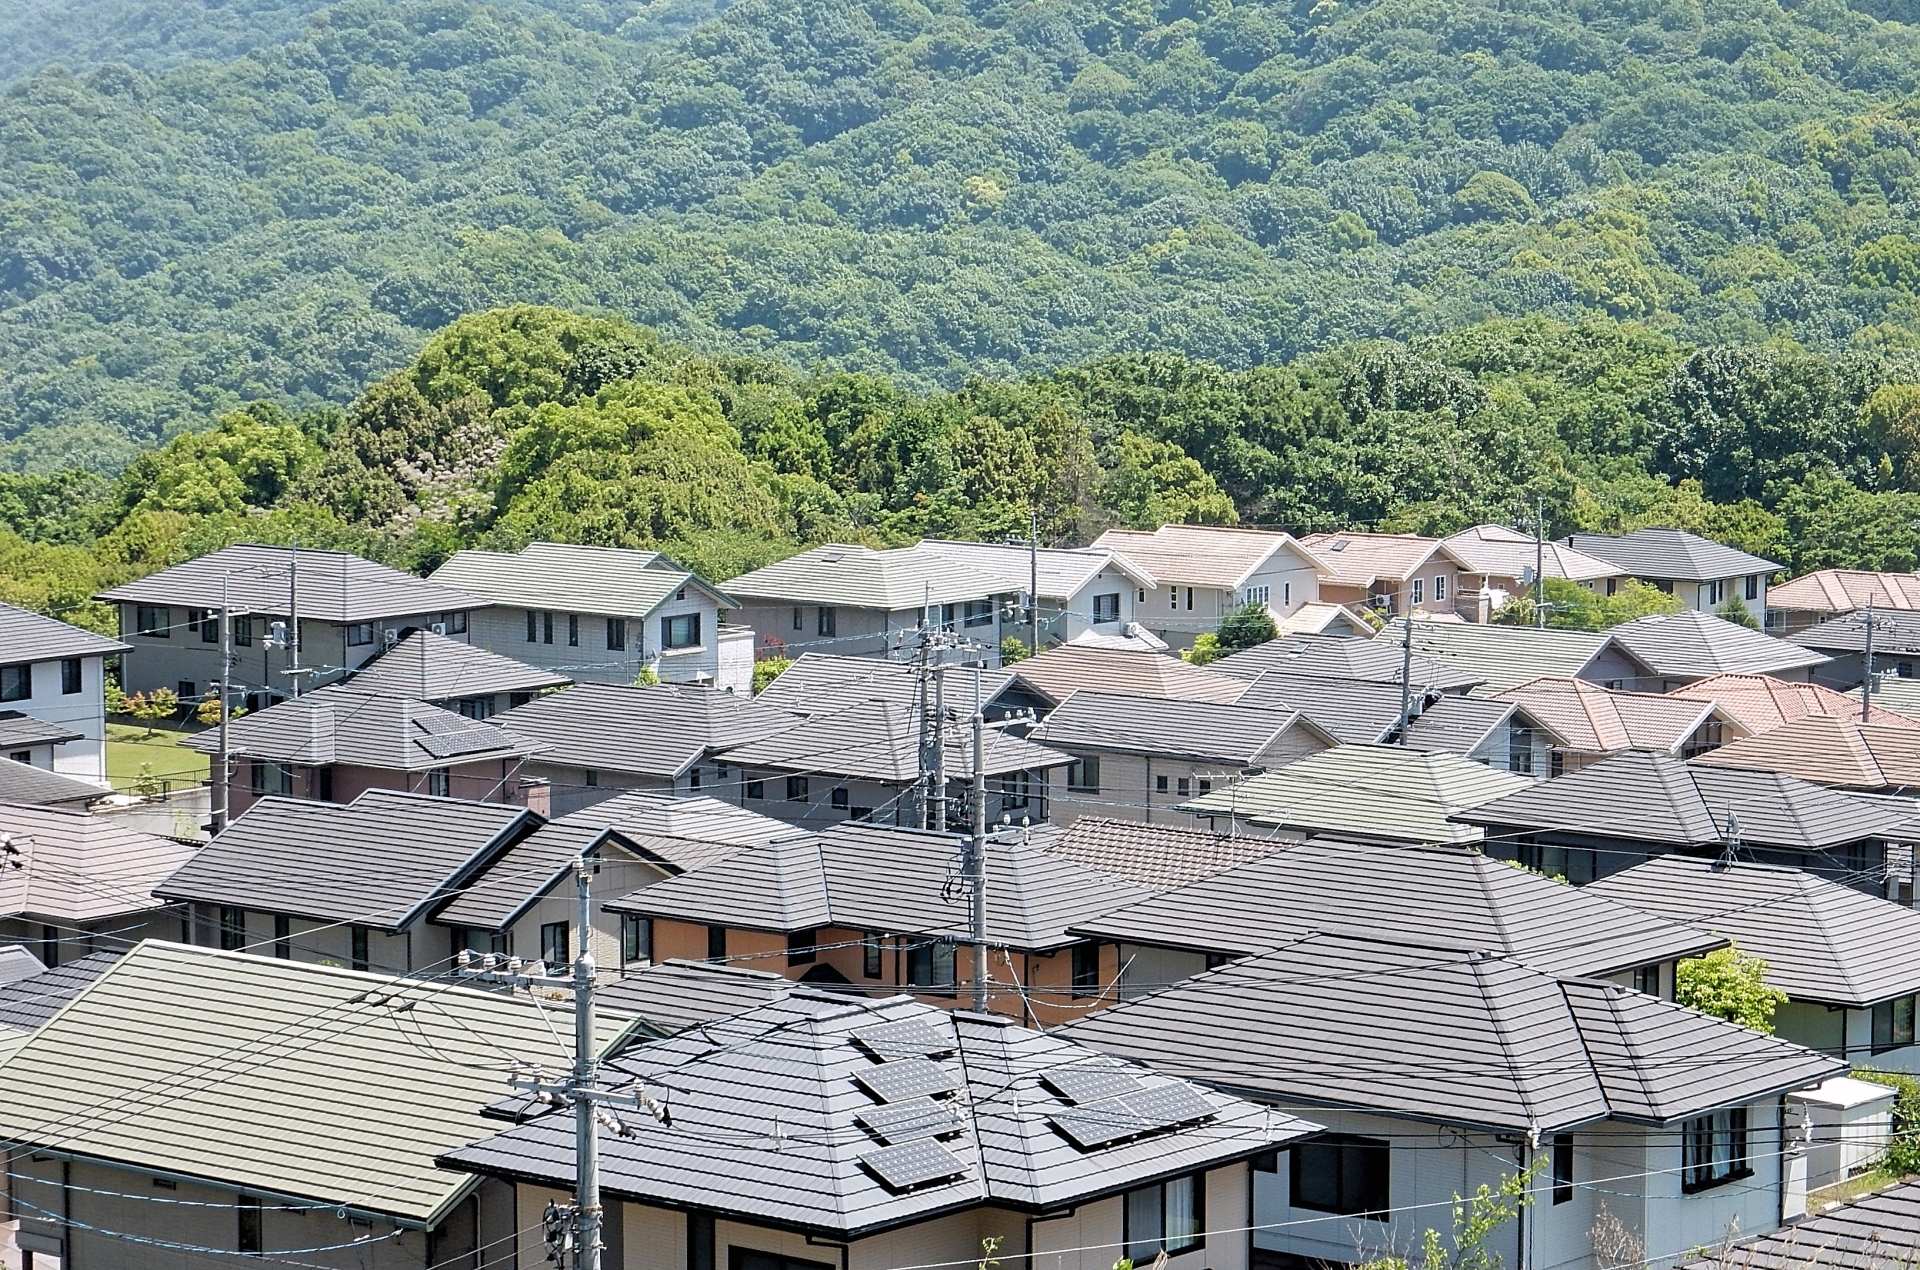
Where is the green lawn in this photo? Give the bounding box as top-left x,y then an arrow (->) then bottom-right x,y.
104,721 -> 208,794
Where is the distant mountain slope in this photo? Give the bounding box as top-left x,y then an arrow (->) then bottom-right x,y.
4,0 -> 1920,470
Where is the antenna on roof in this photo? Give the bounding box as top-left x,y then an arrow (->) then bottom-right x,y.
1714,809 -> 1742,870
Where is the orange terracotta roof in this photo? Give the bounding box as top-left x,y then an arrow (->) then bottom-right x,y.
1668,672 -> 1920,733
1689,714 -> 1920,790
1767,569 -> 1920,614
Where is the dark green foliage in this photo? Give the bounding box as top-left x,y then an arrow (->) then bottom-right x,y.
1217,601 -> 1278,651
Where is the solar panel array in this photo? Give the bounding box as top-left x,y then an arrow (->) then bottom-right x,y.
1043,1065 -> 1144,1105
851,1020 -> 955,1061
1048,1082 -> 1216,1151
859,1139 -> 969,1193
855,1096 -> 962,1145
855,1057 -> 960,1103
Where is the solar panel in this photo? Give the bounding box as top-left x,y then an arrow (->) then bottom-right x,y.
415,726 -> 509,759
860,1140 -> 968,1192
1049,1102 -> 1153,1150
855,1096 -> 961,1145
414,714 -> 465,735
855,1058 -> 959,1103
1121,1083 -> 1216,1129
851,1020 -> 954,1061
1043,1065 -> 1144,1106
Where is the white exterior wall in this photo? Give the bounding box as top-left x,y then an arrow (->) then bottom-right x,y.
445,849 -> 670,970
182,904 -> 419,974
0,652 -> 109,781
1050,735 -> 1328,829
466,594 -> 733,689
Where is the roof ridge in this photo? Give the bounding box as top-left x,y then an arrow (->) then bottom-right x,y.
1590,980 -> 1659,1121
1466,954 -> 1547,1128
1790,873 -> 1866,1003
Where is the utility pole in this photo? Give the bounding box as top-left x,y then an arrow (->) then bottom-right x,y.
287,542 -> 303,698
213,575 -> 233,833
459,860 -> 660,1270
1395,618 -> 1413,745
969,701 -> 989,1013
1028,505 -> 1040,657
932,665 -> 947,833
1863,600 -> 1880,722
1534,499 -> 1547,630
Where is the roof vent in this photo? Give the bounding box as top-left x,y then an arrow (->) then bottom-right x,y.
1330,539 -> 1349,551
820,551 -> 845,563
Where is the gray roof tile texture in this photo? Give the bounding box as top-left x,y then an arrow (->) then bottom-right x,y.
0,803 -> 198,921
1030,690 -> 1325,764
1793,608 -> 1920,653
751,654 -> 1019,718
1065,931 -> 1842,1133
429,823 -> 647,931
549,792 -> 797,872
1043,817 -> 1289,889
1231,674 -> 1517,751
182,685 -> 543,770
1607,610 -> 1828,678
97,544 -> 482,623
591,959 -> 792,1034
1209,634 -> 1481,691
0,951 -> 118,1032
1589,855 -> 1920,1007
1011,646 -> 1247,704
156,790 -> 537,930
1071,837 -> 1722,978
496,682 -> 799,778
442,988 -> 1315,1237
1560,528 -> 1780,580
721,698 -> 1068,782
0,602 -> 129,661
345,630 -> 571,700
428,542 -> 734,614
1380,618 -> 1640,695
0,713 -> 84,747
1673,1180 -> 1920,1269
0,763 -> 107,806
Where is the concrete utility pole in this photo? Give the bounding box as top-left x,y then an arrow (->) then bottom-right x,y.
1863,600 -> 1881,722
287,542 -> 304,697
1395,618 -> 1413,745
1534,499 -> 1547,630
969,702 -> 989,1013
1028,505 -> 1040,656
213,575 -> 233,833
932,665 -> 947,833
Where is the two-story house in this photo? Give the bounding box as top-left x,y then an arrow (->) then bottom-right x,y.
1605,610 -> 1828,690
1491,676 -> 1746,775
1090,524 -> 1329,649
1561,527 -> 1780,617
1764,567 -> 1920,633
429,541 -> 752,693
1299,531 -> 1473,617
97,543 -> 483,708
0,602 -> 129,783
0,803 -> 197,965
913,539 -> 1158,650
1439,524 -> 1625,622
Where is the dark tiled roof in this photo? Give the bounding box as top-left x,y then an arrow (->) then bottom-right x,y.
750,654 -> 1020,718
1011,645 -> 1246,705
1030,690 -> 1330,764
181,686 -> 543,771
593,960 -> 792,1034
1065,931 -> 1843,1134
430,823 -> 650,931
1560,528 -> 1780,581
97,544 -> 482,622
1793,608 -> 1920,655
345,630 -> 571,701
0,951 -> 119,1031
1382,618 -> 1646,695
441,989 -> 1317,1237
0,712 -> 84,748
720,698 -> 1068,783
1607,610 -> 1828,678
549,792 -> 796,873
429,542 -> 735,614
0,763 -> 107,807
1674,1180 -> 1920,1269
1072,837 -> 1721,978
156,790 -> 536,930
608,821 -> 1152,951
0,602 -> 128,661
1210,634 -> 1482,692
1043,817 -> 1289,889
497,682 -> 798,779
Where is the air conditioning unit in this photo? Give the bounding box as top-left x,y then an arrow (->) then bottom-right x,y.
382,628 -> 400,647
429,622 -> 447,636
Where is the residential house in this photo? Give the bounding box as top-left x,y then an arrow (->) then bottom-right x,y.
493,681 -> 800,816
1669,670 -> 1920,733
0,602 -> 127,784
751,652 -> 1039,720
97,543 -> 483,706
1855,674 -> 1920,721
157,788 -> 542,973
1764,567 -> 1920,633
1379,617 -> 1656,695
1791,609 -> 1920,691
1071,836 -> 1723,1001
1591,854 -> 1920,1071
1090,524 -> 1330,648
442,989 -> 1318,1270
1688,713 -> 1920,794
606,820 -> 1152,1022
180,684 -> 546,817
1208,632 -> 1482,694
549,789 -> 797,869
592,957 -> 793,1033
1271,600 -> 1376,639
1300,530 -> 1472,617
1040,815 -> 1292,889
1439,524 -> 1625,622
344,627 -> 570,718
1491,676 -> 1745,774
429,540 -> 752,692
1606,610 -> 1828,689
0,941 -> 628,1270
1028,691 -> 1337,825
1067,930 -> 1845,1270
1179,744 -> 1535,845
1231,673 -> 1562,774
912,538 -> 1159,649
1560,527 -> 1779,616
0,758 -> 112,808
0,804 -> 196,965
1009,644 -> 1247,706
717,697 -> 1071,828
1456,749 -> 1916,885
0,949 -> 118,1052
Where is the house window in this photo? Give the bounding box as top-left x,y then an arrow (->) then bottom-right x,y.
526,610 -> 538,642
1874,995 -> 1917,1053
862,932 -> 883,978
1243,585 -> 1270,606
1155,775 -> 1169,793
1552,1134 -> 1574,1205
346,622 -> 374,647
621,915 -> 652,964
938,603 -> 957,631
250,761 -> 293,796
509,691 -> 534,709
817,607 -> 837,637
1186,587 -> 1194,611
1066,756 -> 1100,793
1550,751 -> 1565,777
792,606 -> 804,631
1434,575 -> 1447,603
1124,1173 -> 1204,1263
1092,593 -> 1120,624
453,927 -> 507,957
1681,721 -> 1724,760
217,906 -> 247,951
61,657 -> 81,695
964,600 -> 994,627
1682,1108 -> 1750,1193
238,1197 -> 263,1254
233,615 -> 253,646
1508,727 -> 1534,775
136,604 -> 170,637
730,1251 -> 837,1270
273,913 -> 291,960
318,767 -> 334,801
1169,588 -> 1179,611
1746,574 -> 1760,601
1197,778 -> 1211,795
831,788 -> 850,811
1283,582 -> 1292,606
0,665 -> 29,703
999,771 -> 1031,809
540,921 -> 570,967
745,778 -> 764,800
1291,1135 -> 1389,1219
665,614 -> 702,649
906,938 -> 958,991
1634,964 -> 1661,996
1176,777 -> 1190,797
446,611 -> 468,634
786,775 -> 809,801
567,614 -> 579,647
606,617 -> 626,651
192,607 -> 216,641
707,925 -> 727,962
1410,578 -> 1425,606
543,611 -> 554,644
1071,942 -> 1100,997
788,929 -> 818,965
350,925 -> 369,971
456,697 -> 495,721
178,679 -> 197,701
426,767 -> 451,797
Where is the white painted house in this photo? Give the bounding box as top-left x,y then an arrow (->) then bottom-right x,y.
0,602 -> 129,784
1093,524 -> 1329,649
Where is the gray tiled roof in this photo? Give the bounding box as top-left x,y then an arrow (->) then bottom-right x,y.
1607,610 -> 1828,678
1043,817 -> 1290,889
0,944 -> 42,986
1029,690 -> 1331,764
430,823 -> 656,931
1794,608 -> 1920,655
1673,1180 -> 1920,1270
912,539 -> 1155,596
724,544 -> 1005,609
751,654 -> 1020,718
1226,673 -> 1442,746
1072,837 -> 1721,978
1209,633 -> 1482,692
496,682 -> 798,779
1065,931 -> 1843,1133
0,803 -> 197,922
441,989 -> 1316,1237
0,950 -> 119,1032
0,602 -> 128,661
0,712 -> 83,748
1011,645 -> 1247,705
720,698 -> 1069,783
593,960 -> 793,1035
429,541 -> 736,615
1589,855 -> 1920,1008
180,685 -> 543,771
1440,525 -> 1623,583
96,544 -> 482,623
345,629 -> 570,701
156,790 -> 536,931
609,821 -> 1152,951
1455,751 -> 1912,850
549,792 -> 797,873
0,763 -> 107,807
1561,528 -> 1780,581
1381,618 -> 1644,695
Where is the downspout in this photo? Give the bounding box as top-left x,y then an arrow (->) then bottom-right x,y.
1516,1135 -> 1534,1270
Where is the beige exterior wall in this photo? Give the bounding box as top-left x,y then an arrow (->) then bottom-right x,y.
1049,733 -> 1329,828
465,592 -> 737,689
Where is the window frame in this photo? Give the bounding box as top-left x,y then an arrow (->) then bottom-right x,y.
0,664 -> 30,703
1123,1172 -> 1205,1264
1552,1133 -> 1574,1205
606,617 -> 626,651
621,914 -> 652,965
527,610 -> 539,642
61,657 -> 82,695
568,613 -> 580,647
963,599 -> 994,628
1071,941 -> 1100,997
425,766 -> 451,798
786,775 -> 809,802
1681,1108 -> 1751,1194
817,607 -> 837,637
1092,592 -> 1121,624
664,613 -> 702,650
862,932 -> 883,978
906,937 -> 958,993
788,929 -> 818,966
135,604 -> 170,638
1433,574 -> 1448,603
345,622 -> 374,647
350,925 -> 369,972
1289,1134 -> 1389,1220
1410,578 -> 1425,606
1066,755 -> 1100,793
1874,994 -> 1917,1053
219,906 -> 246,952
539,921 -> 570,968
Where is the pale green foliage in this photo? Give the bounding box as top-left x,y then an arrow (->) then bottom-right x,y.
126,688 -> 180,738
752,657 -> 793,695
1715,595 -> 1760,629
1218,601 -> 1278,651
1360,1165 -> 1535,1270
633,666 -> 661,686
1182,633 -> 1224,665
998,638 -> 1032,666
1493,577 -> 1682,631
1104,431 -> 1238,528
1675,946 -> 1788,1034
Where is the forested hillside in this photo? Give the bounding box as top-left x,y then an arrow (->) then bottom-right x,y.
8,0 -> 1920,471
